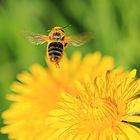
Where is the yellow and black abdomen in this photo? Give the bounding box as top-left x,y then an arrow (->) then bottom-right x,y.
48,42 -> 63,64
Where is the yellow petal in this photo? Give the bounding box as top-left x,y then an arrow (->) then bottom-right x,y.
119,123 -> 140,139
123,115 -> 140,122
128,98 -> 140,114
49,109 -> 66,116
47,128 -> 69,139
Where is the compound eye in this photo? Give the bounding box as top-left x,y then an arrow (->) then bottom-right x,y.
61,36 -> 65,41
60,29 -> 64,33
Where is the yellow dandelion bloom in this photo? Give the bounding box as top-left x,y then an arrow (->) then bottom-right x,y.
45,69 -> 140,140
1,52 -> 114,140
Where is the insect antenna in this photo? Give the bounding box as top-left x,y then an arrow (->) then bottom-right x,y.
62,25 -> 71,29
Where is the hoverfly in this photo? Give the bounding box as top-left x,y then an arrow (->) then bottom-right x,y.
26,26 -> 92,67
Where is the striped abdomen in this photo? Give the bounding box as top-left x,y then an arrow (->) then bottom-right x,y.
48,42 -> 63,64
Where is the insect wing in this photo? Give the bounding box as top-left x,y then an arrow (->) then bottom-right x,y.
65,33 -> 93,46
25,32 -> 49,45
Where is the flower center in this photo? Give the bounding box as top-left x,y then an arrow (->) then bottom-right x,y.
76,97 -> 120,133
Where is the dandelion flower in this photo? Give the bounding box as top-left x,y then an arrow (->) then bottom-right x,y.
46,69 -> 140,140
1,52 -> 114,140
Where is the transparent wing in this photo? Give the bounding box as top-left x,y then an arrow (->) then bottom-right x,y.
24,32 -> 49,45
65,33 -> 93,46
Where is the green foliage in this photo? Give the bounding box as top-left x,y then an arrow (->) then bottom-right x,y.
0,0 -> 140,139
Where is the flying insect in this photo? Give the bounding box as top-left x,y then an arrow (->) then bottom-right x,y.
26,26 -> 92,67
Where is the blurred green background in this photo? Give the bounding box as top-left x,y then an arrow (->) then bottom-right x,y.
0,0 -> 140,139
